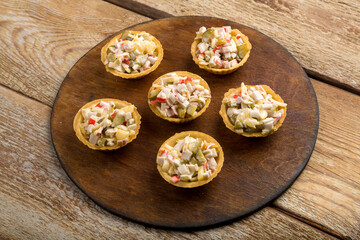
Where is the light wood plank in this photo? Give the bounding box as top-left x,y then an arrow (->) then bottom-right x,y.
275,80 -> 360,239
0,85 -> 335,239
109,0 -> 360,92
0,0 -> 150,106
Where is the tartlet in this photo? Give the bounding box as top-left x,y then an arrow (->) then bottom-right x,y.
191,26 -> 252,75
156,131 -> 224,188
73,98 -> 141,150
147,71 -> 211,123
219,83 -> 287,137
101,30 -> 163,79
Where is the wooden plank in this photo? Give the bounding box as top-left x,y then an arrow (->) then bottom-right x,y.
0,0 -> 150,106
0,85 -> 335,239
106,0 -> 360,93
274,80 -> 360,239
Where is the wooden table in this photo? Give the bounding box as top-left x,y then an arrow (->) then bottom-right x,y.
1,0 -> 359,239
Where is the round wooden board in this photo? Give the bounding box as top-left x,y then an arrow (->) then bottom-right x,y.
51,16 -> 318,229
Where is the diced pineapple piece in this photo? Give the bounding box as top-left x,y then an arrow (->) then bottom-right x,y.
217,38 -> 226,46
244,118 -> 258,129
202,29 -> 214,42
177,107 -> 186,118
112,114 -> 124,127
187,104 -> 197,116
149,88 -> 161,99
161,76 -> 175,84
162,160 -> 170,172
237,44 -> 249,58
122,105 -> 135,113
231,36 -> 239,46
198,166 -> 205,181
115,129 -> 129,140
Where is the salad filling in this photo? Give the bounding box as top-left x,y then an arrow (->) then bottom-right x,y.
194,26 -> 249,69
225,83 -> 287,134
80,101 -> 137,147
157,135 -> 218,183
103,31 -> 159,74
148,72 -> 210,118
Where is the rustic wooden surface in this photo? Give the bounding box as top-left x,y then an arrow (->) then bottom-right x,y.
51,17 -> 318,229
1,0 -> 359,239
0,0 -> 149,106
108,0 -> 360,94
274,80 -> 360,239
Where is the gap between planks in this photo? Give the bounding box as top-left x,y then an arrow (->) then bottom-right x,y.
0,82 -> 52,108
271,205 -> 347,240
104,0 -> 360,96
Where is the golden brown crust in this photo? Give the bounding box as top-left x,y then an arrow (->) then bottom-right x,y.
147,71 -> 211,123
219,85 -> 287,137
73,98 -> 141,150
191,29 -> 252,75
101,31 -> 163,79
157,131 -> 224,188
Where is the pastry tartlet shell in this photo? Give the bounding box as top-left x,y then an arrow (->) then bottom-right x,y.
219,85 -> 287,137
73,98 -> 141,150
191,29 -> 252,75
157,131 -> 224,188
101,30 -> 164,79
147,71 -> 211,123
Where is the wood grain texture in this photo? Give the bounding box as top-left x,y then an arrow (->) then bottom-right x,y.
274,80 -> 360,239
108,0 -> 360,93
0,0 -> 149,106
0,85 -> 334,239
51,16 -> 318,229
0,0 -> 358,237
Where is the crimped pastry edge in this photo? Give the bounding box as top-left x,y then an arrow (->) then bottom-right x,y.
73,98 -> 141,150
147,71 -> 211,123
219,85 -> 287,137
190,29 -> 252,75
156,131 -> 224,188
101,31 -> 164,79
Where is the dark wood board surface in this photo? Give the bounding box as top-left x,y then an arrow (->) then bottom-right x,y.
51,16 -> 319,229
